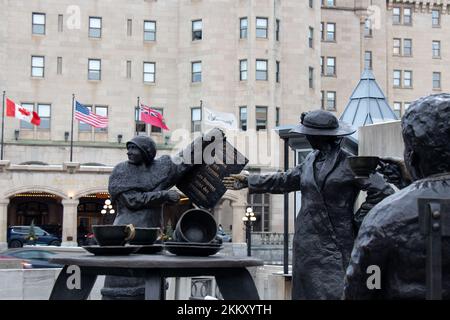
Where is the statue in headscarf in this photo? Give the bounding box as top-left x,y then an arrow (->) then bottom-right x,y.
101,135 -> 193,300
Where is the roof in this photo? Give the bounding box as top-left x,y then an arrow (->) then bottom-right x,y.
339,69 -> 398,139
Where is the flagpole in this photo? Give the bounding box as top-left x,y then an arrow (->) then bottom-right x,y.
200,99 -> 203,133
135,96 -> 140,136
70,94 -> 75,162
1,91 -> 5,160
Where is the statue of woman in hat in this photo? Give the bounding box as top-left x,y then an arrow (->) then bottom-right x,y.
223,110 -> 394,300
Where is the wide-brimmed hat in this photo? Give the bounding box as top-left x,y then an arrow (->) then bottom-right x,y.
290,110 -> 356,136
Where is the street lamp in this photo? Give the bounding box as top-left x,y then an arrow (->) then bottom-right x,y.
242,207 -> 256,257
101,199 -> 115,215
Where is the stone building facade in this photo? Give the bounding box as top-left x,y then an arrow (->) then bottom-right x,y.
1,0 -> 449,249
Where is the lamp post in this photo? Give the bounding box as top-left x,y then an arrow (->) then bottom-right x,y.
101,199 -> 115,215
242,207 -> 256,257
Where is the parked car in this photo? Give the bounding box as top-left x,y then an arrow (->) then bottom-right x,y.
77,231 -> 97,246
7,226 -> 61,248
0,248 -> 62,268
216,229 -> 232,242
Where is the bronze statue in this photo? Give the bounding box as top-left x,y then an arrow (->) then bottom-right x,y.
224,110 -> 394,300
344,93 -> 450,299
102,135 -> 193,299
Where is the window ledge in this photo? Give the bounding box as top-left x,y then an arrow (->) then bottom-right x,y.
323,74 -> 337,78
433,88 -> 442,91
143,40 -> 157,44
256,37 -> 269,41
88,37 -> 102,40
143,82 -> 156,86
432,25 -> 441,28
432,56 -> 442,59
87,79 -> 101,82
31,34 -> 45,37
190,82 -> 202,86
30,77 -> 44,80
321,40 -> 337,43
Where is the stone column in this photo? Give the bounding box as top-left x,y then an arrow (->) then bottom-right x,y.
61,199 -> 79,247
231,200 -> 247,243
0,198 -> 10,250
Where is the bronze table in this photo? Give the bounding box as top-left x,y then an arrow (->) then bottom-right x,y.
49,253 -> 263,300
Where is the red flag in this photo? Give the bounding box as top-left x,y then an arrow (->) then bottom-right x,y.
6,98 -> 41,126
140,104 -> 169,130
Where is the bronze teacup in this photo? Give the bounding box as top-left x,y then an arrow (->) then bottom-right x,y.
92,224 -> 135,246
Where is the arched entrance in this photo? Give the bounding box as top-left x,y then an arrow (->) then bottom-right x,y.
7,191 -> 64,245
77,192 -> 115,245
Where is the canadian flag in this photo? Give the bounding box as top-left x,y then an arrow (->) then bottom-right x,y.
6,98 -> 41,126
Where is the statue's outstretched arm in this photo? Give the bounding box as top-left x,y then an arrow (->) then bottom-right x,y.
120,190 -> 180,210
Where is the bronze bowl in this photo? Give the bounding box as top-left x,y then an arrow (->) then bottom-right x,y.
348,156 -> 380,179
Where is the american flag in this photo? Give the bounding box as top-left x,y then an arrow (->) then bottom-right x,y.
74,101 -> 108,128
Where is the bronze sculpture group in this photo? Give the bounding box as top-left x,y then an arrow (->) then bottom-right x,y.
104,93 -> 450,300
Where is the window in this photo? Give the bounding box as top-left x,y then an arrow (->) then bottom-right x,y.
393,7 -> 401,24
276,107 -> 280,127
393,38 -> 401,55
276,19 -> 280,41
364,19 -> 372,37
326,91 -> 336,111
308,27 -> 314,48
393,70 -> 401,87
276,61 -> 280,83
321,91 -> 325,109
433,72 -> 441,89
256,17 -> 268,38
192,20 -> 202,41
309,0 -> 313,8
126,60 -> 131,78
432,41 -> 441,58
403,8 -> 412,25
320,22 -> 324,40
404,70 -> 412,87
192,61 -> 202,82
58,14 -> 63,32
79,105 -> 92,132
89,17 -> 102,38
403,39 -> 412,56
240,17 -> 248,39
144,20 -> 156,41
31,56 -> 44,77
364,51 -> 372,70
143,62 -> 155,83
151,108 -> 163,133
37,104 -> 51,129
239,59 -> 247,81
191,107 -> 202,132
324,0 -> 336,6
247,193 -> 270,232
94,106 -> 108,133
57,57 -> 62,75
239,106 -> 247,131
88,59 -> 101,80
326,57 -> 336,76
309,67 -> 314,88
432,10 -> 440,27
326,23 -> 335,41
256,106 -> 267,131
256,59 -> 268,80
127,19 -> 132,36
320,56 -> 324,75
404,102 -> 411,110
20,103 -> 34,129
32,13 -> 45,35
393,102 -> 401,117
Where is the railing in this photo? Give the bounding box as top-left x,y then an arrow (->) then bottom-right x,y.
251,232 -> 294,246
249,232 -> 294,265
